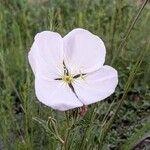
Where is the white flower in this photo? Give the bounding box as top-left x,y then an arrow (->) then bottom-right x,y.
28,28 -> 118,111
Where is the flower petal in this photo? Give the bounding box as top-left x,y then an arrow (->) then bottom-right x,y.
28,42 -> 37,75
63,28 -> 106,74
73,65 -> 118,105
28,31 -> 64,79
35,76 -> 83,111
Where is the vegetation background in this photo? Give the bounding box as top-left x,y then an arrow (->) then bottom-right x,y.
0,0 -> 149,149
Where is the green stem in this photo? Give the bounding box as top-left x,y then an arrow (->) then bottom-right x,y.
110,0 -> 122,60
98,41 -> 149,150
57,135 -> 65,145
111,0 -> 149,65
79,106 -> 97,150
63,110 -> 78,150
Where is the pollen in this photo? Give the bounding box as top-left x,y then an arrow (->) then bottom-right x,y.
63,75 -> 73,84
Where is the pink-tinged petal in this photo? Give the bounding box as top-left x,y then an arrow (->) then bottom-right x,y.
73,65 -> 118,105
35,76 -> 83,111
63,28 -> 106,74
28,31 -> 64,79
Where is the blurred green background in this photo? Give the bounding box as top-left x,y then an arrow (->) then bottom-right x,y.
0,0 -> 150,149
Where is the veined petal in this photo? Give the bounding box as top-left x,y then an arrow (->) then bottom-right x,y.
28,31 -> 64,79
35,76 -> 83,111
63,28 -> 106,75
73,65 -> 118,105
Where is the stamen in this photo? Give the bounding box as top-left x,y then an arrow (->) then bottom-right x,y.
73,73 -> 86,79
63,61 -> 69,75
68,83 -> 79,98
54,78 -> 62,80
68,83 -> 85,105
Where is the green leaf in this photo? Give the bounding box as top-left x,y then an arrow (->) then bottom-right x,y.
32,117 -> 51,133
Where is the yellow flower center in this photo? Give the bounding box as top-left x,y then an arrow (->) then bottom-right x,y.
63,75 -> 73,84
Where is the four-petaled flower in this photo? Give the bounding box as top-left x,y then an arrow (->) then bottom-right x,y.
28,28 -> 118,111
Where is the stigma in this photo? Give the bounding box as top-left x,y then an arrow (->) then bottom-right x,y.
63,75 -> 73,84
